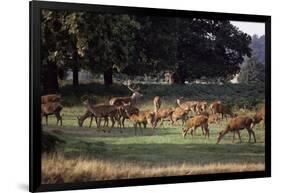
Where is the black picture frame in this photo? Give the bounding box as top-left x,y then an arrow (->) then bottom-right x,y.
29,1 -> 271,192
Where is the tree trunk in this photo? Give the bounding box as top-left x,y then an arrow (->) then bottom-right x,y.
169,72 -> 185,85
72,66 -> 79,86
43,61 -> 59,94
104,68 -> 113,85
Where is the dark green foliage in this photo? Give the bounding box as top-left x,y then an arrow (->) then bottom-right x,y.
250,35 -> 265,64
42,131 -> 66,153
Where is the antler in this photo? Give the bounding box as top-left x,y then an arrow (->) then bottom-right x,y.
123,80 -> 140,93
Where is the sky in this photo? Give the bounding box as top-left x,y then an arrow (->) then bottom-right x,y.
230,21 -> 265,37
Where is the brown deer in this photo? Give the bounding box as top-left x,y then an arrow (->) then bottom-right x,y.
41,94 -> 61,104
181,115 -> 209,139
154,108 -> 174,126
109,82 -> 143,107
209,100 -> 222,114
216,116 -> 256,144
117,103 -> 139,128
153,96 -> 161,113
252,105 -> 265,128
77,110 -> 96,128
82,99 -> 121,132
41,102 -> 63,126
171,107 -> 189,126
211,102 -> 235,119
196,101 -> 208,114
208,113 -> 220,124
176,97 -> 198,114
122,103 -> 156,135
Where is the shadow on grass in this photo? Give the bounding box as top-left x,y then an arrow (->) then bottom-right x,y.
61,141 -> 265,166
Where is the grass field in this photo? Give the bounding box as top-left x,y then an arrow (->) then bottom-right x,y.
41,82 -> 265,184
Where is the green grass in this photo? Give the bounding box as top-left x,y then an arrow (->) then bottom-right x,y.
43,107 -> 265,167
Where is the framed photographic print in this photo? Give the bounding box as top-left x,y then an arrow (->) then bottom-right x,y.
29,0 -> 271,192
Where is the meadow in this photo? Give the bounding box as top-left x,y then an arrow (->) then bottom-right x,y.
42,82 -> 265,184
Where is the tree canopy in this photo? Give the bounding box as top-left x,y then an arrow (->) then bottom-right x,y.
41,9 -> 252,92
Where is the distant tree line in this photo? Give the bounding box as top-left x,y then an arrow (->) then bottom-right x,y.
41,9 -> 252,93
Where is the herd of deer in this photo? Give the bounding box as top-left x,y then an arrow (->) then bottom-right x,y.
41,83 -> 265,144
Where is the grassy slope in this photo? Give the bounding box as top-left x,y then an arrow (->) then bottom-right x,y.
42,82 -> 265,183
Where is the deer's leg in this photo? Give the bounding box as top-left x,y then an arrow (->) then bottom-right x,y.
89,116 -> 93,128
45,115 -> 48,126
247,129 -> 252,143
237,130 -> 242,143
232,131 -> 236,143
251,129 -> 256,143
134,123 -> 137,135
205,124 -> 209,139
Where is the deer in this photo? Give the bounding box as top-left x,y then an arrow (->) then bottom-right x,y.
154,108 -> 174,126
41,102 -> 63,126
117,103 -> 139,128
252,105 -> 265,128
41,94 -> 61,104
181,115 -> 209,139
153,96 -> 161,113
196,101 -> 208,114
122,103 -> 156,135
176,97 -> 198,114
171,107 -> 189,126
208,113 -> 220,124
81,99 -> 121,132
210,102 -> 235,119
77,110 -> 96,128
216,116 -> 256,144
209,100 -> 222,114
109,82 -> 143,107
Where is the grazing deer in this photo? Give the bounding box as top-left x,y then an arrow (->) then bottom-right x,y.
82,99 -> 121,132
109,82 -> 143,107
77,110 -> 96,128
216,116 -> 256,144
41,102 -> 63,126
172,107 -> 189,126
181,115 -> 209,139
252,105 -> 265,128
41,94 -> 61,104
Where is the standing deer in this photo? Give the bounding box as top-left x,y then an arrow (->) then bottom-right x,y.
252,105 -> 265,128
41,102 -> 63,126
41,94 -> 61,104
181,115 -> 209,139
176,97 -> 198,114
109,82 -> 143,107
82,99 -> 121,132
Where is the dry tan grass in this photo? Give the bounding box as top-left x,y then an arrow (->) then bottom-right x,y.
42,153 -> 265,184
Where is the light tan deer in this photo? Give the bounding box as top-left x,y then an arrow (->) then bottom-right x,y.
181,115 -> 209,139
109,82 -> 143,107
171,107 -> 189,126
208,113 -> 220,124
122,103 -> 156,135
216,116 -> 256,144
176,97 -> 198,114
41,102 -> 63,126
